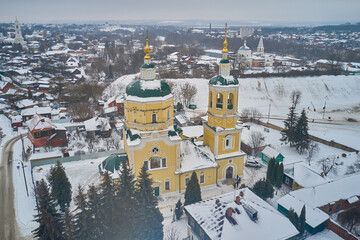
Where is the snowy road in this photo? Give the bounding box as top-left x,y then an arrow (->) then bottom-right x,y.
0,134 -> 25,240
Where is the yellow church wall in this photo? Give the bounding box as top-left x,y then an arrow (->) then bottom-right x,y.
203,126 -> 215,153
216,156 -> 244,179
217,132 -> 241,155
178,167 -> 218,191
208,114 -> 237,129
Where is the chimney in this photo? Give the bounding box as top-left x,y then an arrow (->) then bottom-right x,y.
235,196 -> 241,205
239,191 -> 244,198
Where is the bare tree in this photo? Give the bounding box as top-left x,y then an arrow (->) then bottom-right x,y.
306,142 -> 319,166
250,108 -> 262,120
0,127 -> 5,143
240,108 -> 250,118
247,131 -> 265,157
291,90 -> 302,108
180,82 -> 197,108
165,226 -> 181,240
317,155 -> 338,177
337,206 -> 360,236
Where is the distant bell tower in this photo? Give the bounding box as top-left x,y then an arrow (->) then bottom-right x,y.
203,24 -> 245,181
14,17 -> 26,47
257,34 -> 264,53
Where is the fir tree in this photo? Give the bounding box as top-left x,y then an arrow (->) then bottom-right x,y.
48,161 -> 72,211
175,200 -> 183,220
99,171 -> 116,239
251,178 -> 274,200
62,207 -> 74,240
73,186 -> 92,240
32,179 -> 64,240
87,185 -> 103,239
184,172 -> 202,206
281,106 -> 298,147
28,88 -> 33,99
299,205 -> 306,234
266,158 -> 276,183
275,163 -> 284,188
115,161 -> 137,240
295,109 -> 310,154
288,209 -> 299,232
272,161 -> 279,185
135,165 -> 164,240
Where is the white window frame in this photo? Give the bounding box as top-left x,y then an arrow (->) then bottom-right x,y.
200,174 -> 205,184
185,177 -> 190,187
223,135 -> 235,150
164,180 -> 170,191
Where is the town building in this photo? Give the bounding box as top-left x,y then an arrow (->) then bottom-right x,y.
239,27 -> 254,37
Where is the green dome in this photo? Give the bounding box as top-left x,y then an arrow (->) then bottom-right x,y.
220,59 -> 230,64
126,79 -> 171,98
141,64 -> 155,69
209,75 -> 239,86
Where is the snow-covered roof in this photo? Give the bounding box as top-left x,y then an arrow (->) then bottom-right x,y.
290,172 -> 360,208
185,188 -> 299,240
21,106 -> 52,116
277,194 -> 329,228
181,125 -> 203,138
293,163 -> 328,188
262,146 -> 282,159
10,115 -> 22,123
177,141 -> 217,174
84,117 -> 111,132
175,114 -> 188,125
26,114 -> 65,131
15,99 -> 38,108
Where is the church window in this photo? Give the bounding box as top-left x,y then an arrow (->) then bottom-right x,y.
168,110 -> 170,120
216,93 -> 223,109
152,147 -> 159,154
148,71 -> 151,78
164,180 -> 170,191
227,93 -> 234,109
152,113 -> 157,123
185,177 -> 190,187
162,158 -> 167,168
142,72 -> 145,79
209,91 -> 212,108
150,156 -> 161,169
200,174 -> 205,184
223,135 -> 235,150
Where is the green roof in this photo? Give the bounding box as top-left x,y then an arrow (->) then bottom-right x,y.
100,153 -> 128,173
126,79 -> 171,98
220,59 -> 230,63
141,64 -> 155,69
209,75 -> 239,86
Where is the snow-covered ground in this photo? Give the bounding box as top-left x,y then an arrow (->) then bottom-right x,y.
242,122 -> 359,180
304,229 -> 343,240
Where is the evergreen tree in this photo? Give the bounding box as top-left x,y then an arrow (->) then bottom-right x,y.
288,209 -> 300,232
48,161 -> 72,211
272,161 -> 279,185
175,200 -> 183,220
281,106 -> 298,147
295,109 -> 310,154
184,172 -> 202,206
62,207 -> 74,240
266,158 -> 276,183
176,102 -> 184,112
99,171 -> 116,239
32,179 -> 64,240
115,161 -> 137,240
276,163 -> 284,188
73,186 -> 92,240
135,165 -> 164,240
87,185 -> 103,239
252,178 -> 274,200
28,88 -> 33,99
299,205 -> 306,234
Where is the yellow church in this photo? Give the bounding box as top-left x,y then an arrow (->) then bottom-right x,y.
101,25 -> 245,196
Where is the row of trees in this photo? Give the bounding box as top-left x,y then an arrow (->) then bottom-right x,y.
266,158 -> 284,188
33,161 -> 163,240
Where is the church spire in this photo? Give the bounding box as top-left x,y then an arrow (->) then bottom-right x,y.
257,34 -> 264,53
144,30 -> 151,64
222,23 -> 229,56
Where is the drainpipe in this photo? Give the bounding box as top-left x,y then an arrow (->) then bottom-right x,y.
179,173 -> 181,193
216,167 -> 219,187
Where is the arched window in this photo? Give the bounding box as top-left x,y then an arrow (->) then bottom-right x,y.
168,110 -> 170,120
152,113 -> 157,123
216,93 -> 223,109
228,93 -> 234,110
150,156 -> 161,169
209,91 -> 212,108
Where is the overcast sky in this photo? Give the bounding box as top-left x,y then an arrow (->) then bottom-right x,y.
1,0 -> 360,25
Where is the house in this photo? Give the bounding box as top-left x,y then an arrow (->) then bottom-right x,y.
84,116 -> 111,138
283,162 -> 328,190
21,106 -> 52,122
10,115 -> 22,127
261,146 -> 284,163
278,173 -> 360,235
15,99 -> 38,109
26,114 -> 67,148
0,81 -> 15,93
185,188 -> 299,240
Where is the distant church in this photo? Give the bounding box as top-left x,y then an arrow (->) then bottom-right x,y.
237,35 -> 273,69
101,26 -> 245,196
1,18 -> 27,48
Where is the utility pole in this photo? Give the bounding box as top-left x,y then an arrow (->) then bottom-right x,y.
267,103 -> 271,123
14,160 -> 29,197
322,100 -> 326,119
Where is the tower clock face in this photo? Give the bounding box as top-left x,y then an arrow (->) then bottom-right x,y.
152,147 -> 159,154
